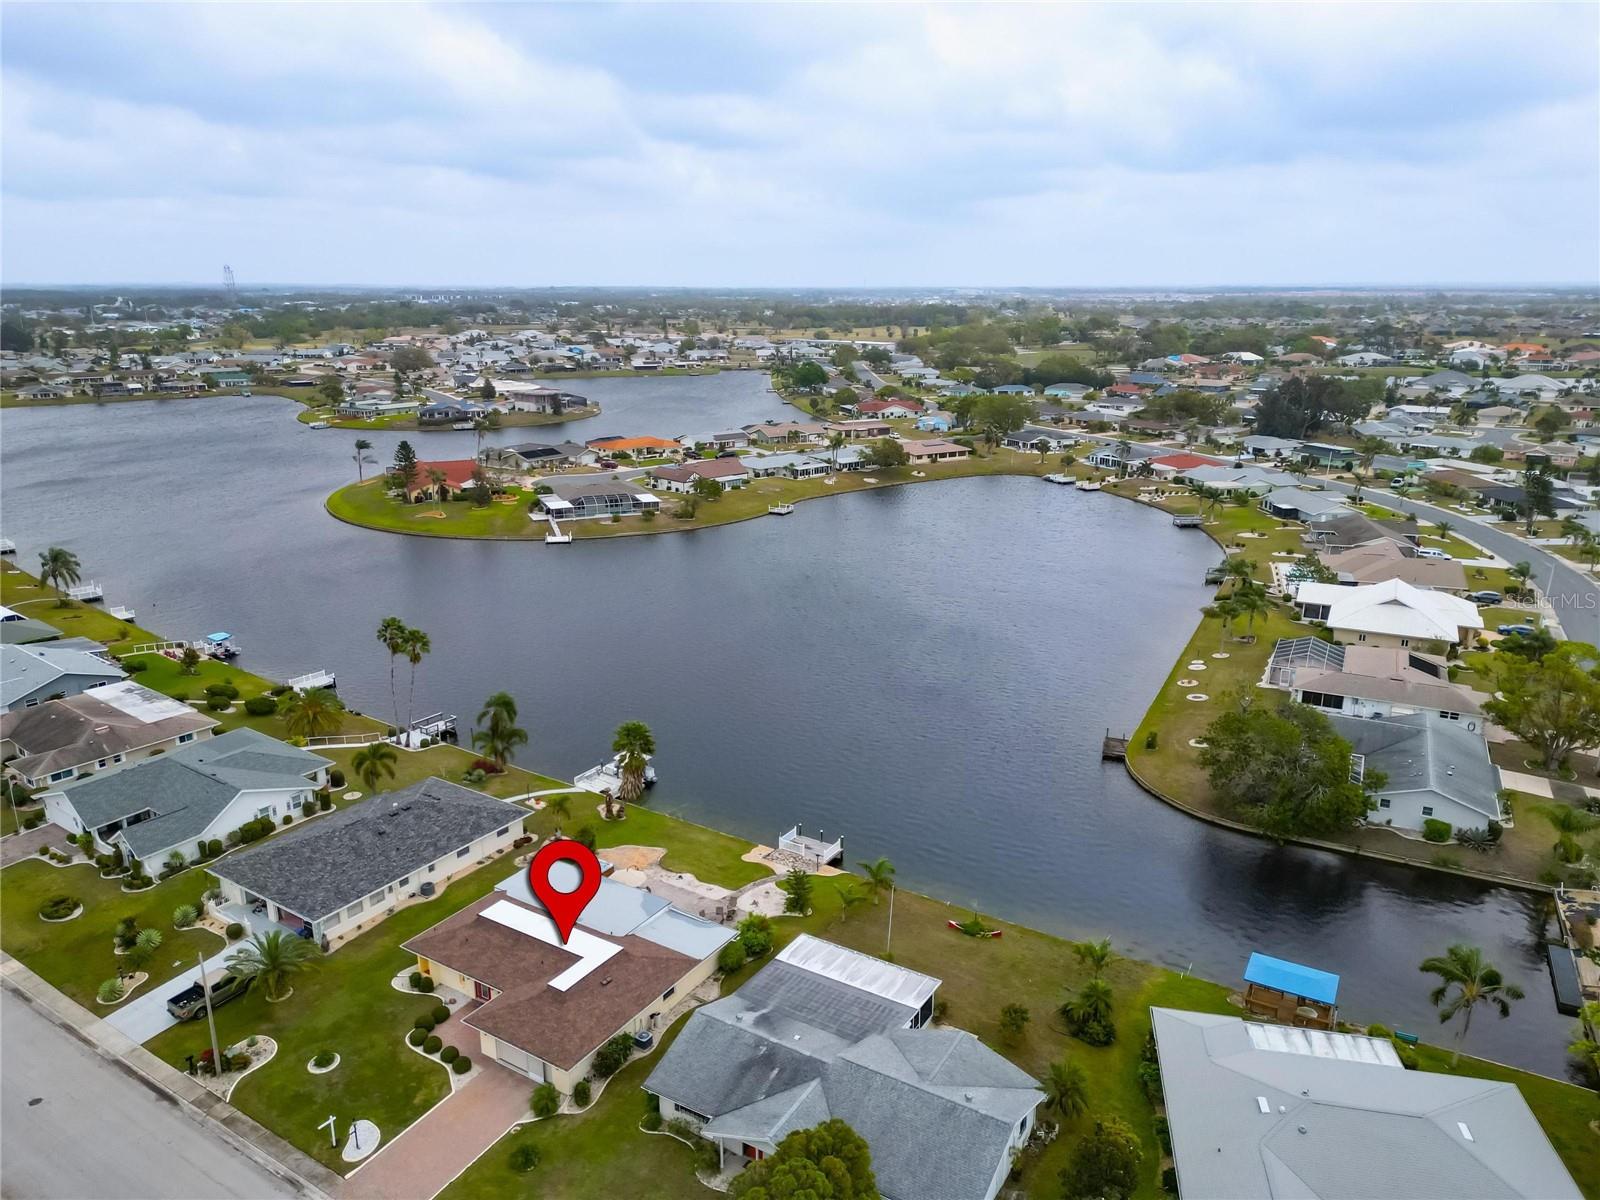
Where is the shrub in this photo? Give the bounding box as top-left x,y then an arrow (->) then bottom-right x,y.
531,1083 -> 560,1118
21,813 -> 42,830
205,694 -> 232,712
453,1055 -> 471,1074
432,1003 -> 449,1024
1365,1023 -> 1391,1038
413,1015 -> 435,1031
409,971 -> 427,990
226,1052 -> 253,1071
281,814 -> 293,826
243,695 -> 277,716
205,683 -> 240,699
1161,1166 -> 1179,1196
407,1028 -> 428,1047
440,1045 -> 460,1064
461,768 -> 488,785
39,895 -> 79,920
423,1035 -> 443,1055
509,1144 -> 541,1173
573,1079 -> 591,1108
205,838 -> 223,858
717,940 -> 748,974
469,758 -> 503,775
1422,818 -> 1452,843
573,825 -> 597,850
136,927 -> 163,951
270,684 -> 292,697
328,768 -> 346,788
97,978 -> 125,1003
1144,729 -> 1158,750
591,1033 -> 633,1079
318,791 -> 332,811
173,904 -> 198,928
641,1110 -> 663,1132
301,799 -> 315,817
415,975 -> 435,993
1061,1115 -> 1143,1200
225,922 -> 244,940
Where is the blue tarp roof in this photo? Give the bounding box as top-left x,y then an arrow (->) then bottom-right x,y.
1244,952 -> 1340,1005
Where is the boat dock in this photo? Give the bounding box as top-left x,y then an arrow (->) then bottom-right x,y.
402,713 -> 458,748
0,537 -> 15,555
109,604 -> 137,621
1172,514 -> 1204,528
544,516 -> 571,544
777,823 -> 845,867
768,503 -> 795,515
65,581 -> 104,602
1101,729 -> 1130,760
288,669 -> 336,691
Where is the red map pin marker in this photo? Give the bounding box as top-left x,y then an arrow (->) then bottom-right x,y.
527,839 -> 602,944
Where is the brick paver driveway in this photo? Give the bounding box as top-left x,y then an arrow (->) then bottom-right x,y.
341,1030 -> 531,1200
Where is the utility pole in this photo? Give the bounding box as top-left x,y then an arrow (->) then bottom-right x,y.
886,884 -> 894,955
197,952 -> 223,1077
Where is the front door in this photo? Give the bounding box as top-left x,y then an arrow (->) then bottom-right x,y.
474,979 -> 493,1001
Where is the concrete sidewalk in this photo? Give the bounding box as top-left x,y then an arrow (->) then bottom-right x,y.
1,953 -> 342,1200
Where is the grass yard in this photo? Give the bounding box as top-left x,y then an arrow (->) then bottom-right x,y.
586,803 -> 773,890
327,480 -> 539,538
0,859 -> 221,1007
322,744 -> 567,799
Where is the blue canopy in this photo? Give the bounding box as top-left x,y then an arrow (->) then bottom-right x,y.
205,632 -> 233,644
1244,952 -> 1340,1005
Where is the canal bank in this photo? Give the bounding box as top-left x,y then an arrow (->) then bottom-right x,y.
0,388 -> 1580,1075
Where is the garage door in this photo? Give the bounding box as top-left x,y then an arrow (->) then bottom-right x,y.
494,1041 -> 545,1081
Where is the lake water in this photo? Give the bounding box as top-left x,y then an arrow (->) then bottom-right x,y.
0,375 -> 1575,1075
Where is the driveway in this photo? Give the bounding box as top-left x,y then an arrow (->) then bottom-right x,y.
102,941 -> 236,1044
340,1054 -> 531,1200
1,821 -> 68,867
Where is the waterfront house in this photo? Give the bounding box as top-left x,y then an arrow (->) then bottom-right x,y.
40,728 -> 329,868
680,431 -> 751,451
824,419 -> 893,441
1,681 -> 217,788
1266,638 -> 1482,722
1259,487 -> 1348,522
0,641 -> 125,713
538,477 -> 662,520
1293,577 -> 1483,648
1306,510 -> 1421,552
1318,539 -> 1467,591
743,421 -> 827,445
585,435 -> 683,461
339,396 -> 420,419
744,452 -> 831,480
1151,1007 -> 1578,1200
481,441 -> 597,472
404,460 -> 480,502
644,935 -> 1041,1199
903,438 -> 970,464
212,777 -> 523,949
417,400 -> 485,427
404,867 -> 731,1092
1182,464 -> 1297,494
1001,425 -> 1077,454
856,398 -> 924,419
1147,452 -> 1228,479
647,459 -> 752,493
1331,710 -> 1502,831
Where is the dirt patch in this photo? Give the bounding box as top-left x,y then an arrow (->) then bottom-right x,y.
599,844 -> 664,871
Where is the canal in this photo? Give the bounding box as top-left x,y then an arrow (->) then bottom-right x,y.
0,376 -> 1575,1075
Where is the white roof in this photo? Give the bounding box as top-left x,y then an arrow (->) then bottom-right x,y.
776,933 -> 938,1011
85,680 -> 195,723
479,898 -> 622,992
1295,578 -> 1483,642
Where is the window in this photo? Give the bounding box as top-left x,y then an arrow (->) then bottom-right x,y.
675,1104 -> 711,1123
456,846 -> 470,858
367,889 -> 385,905
398,876 -> 410,887
496,826 -> 510,837
1378,798 -> 1391,809
345,898 -> 365,919
97,759 -> 109,769
1348,753 -> 1366,785
177,733 -> 195,744
1439,711 -> 1460,721
1356,633 -> 1368,642
257,806 -> 272,820
662,986 -> 676,1001
1422,806 -> 1434,817
1398,638 -> 1410,648
49,768 -> 74,783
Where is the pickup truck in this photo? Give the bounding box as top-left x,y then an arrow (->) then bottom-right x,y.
166,971 -> 252,1021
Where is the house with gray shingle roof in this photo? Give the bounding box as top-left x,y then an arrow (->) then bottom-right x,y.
213,776 -> 523,946
1,641 -> 125,712
40,727 -> 329,869
1152,1007 -> 1578,1199
644,934 -> 1041,1199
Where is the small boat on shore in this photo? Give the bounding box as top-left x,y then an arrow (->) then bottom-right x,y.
205,631 -> 240,660
768,503 -> 795,515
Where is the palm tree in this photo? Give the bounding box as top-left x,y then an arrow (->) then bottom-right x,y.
1231,583 -> 1273,641
610,720 -> 656,817
1072,937 -> 1115,979
279,688 -> 345,740
353,438 -> 373,482
547,793 -> 571,833
1532,803 -> 1598,863
1060,977 -> 1114,1027
831,880 -> 869,925
1349,468 -> 1366,503
1419,944 -> 1524,1065
402,627 -> 431,737
1205,597 -> 1241,652
376,617 -> 408,735
1223,556 -> 1256,586
472,691 -> 528,768
857,856 -> 896,904
828,432 -> 846,474
1434,519 -> 1454,542
426,467 -> 448,501
351,742 -> 398,792
226,930 -> 321,1002
1039,1058 -> 1089,1122
1507,560 -> 1534,602
37,546 -> 82,607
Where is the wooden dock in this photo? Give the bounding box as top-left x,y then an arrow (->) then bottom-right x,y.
1101,730 -> 1130,760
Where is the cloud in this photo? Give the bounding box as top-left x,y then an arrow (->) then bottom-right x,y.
2,1 -> 1595,285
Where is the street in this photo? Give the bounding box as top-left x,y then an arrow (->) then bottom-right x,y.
0,990 -> 302,1200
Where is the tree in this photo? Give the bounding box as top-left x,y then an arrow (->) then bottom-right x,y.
1252,376 -> 1363,439
376,616 -> 408,734
547,793 -> 571,833
351,742 -> 398,793
179,645 -> 203,676
973,393 -> 1036,445
353,438 -> 373,482
1521,463 -> 1556,535
1475,644 -> 1600,772
1230,581 -> 1273,641
402,627 -> 431,736
1419,944 -> 1524,1065
1072,938 -> 1115,979
316,376 -> 344,407
782,361 -> 828,392
1060,977 -> 1114,1043
1060,1116 -> 1143,1200
37,546 -> 82,606
865,438 -> 908,470
1039,1058 -> 1088,1121
392,440 -> 419,493
1198,693 -> 1376,837
691,475 -> 725,501
610,720 -> 655,818
472,691 -> 528,768
857,857 -> 895,904
783,867 -> 814,915
390,346 -> 435,374
279,688 -> 345,740
226,930 -> 321,1002
426,467 -> 448,500
1531,803 -> 1599,863
999,1003 -> 1031,1044
728,1119 -> 876,1200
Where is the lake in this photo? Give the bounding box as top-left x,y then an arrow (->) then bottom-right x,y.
0,375 -> 1575,1075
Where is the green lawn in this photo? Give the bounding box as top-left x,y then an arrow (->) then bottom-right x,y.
328,481 -> 540,538
587,804 -> 773,890
322,744 -> 567,799
0,859 -> 222,1007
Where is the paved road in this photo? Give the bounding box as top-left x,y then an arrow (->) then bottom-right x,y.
0,991 -> 301,1200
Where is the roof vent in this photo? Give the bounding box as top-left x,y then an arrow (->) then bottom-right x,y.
1297,1126 -> 1307,1135
1457,1122 -> 1474,1142
1256,1097 -> 1271,1114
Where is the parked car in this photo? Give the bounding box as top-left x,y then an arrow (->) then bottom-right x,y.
1497,623 -> 1538,637
598,459 -> 619,469
1416,547 -> 1453,560
167,971 -> 252,1021
1467,590 -> 1503,605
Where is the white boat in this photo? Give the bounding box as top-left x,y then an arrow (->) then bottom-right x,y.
768,503 -> 795,515
205,631 -> 239,660
1074,480 -> 1103,492
575,752 -> 657,794
308,420 -> 330,429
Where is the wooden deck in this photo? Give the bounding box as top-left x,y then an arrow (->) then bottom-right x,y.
1101,731 -> 1130,761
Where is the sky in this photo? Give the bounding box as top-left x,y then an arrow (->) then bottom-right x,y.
2,2 -> 1597,289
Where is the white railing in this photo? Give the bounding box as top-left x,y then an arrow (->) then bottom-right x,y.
65,581 -> 103,601
288,670 -> 335,691
778,824 -> 844,866
120,640 -> 192,656
303,730 -> 394,749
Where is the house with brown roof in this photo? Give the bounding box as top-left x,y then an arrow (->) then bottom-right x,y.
824,419 -> 892,440
1,681 -> 217,788
404,868 -> 732,1093
585,435 -> 684,460
403,460 -> 479,501
744,421 -> 827,445
1318,539 -> 1467,592
647,458 -> 752,493
903,438 -> 971,464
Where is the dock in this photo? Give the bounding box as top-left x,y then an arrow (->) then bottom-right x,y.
544,516 -> 571,545
777,823 -> 844,867
0,537 -> 15,555
768,503 -> 795,515
288,669 -> 336,692
65,581 -> 104,602
108,604 -> 137,621
1172,514 -> 1204,528
402,713 -> 458,748
1101,729 -> 1130,760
